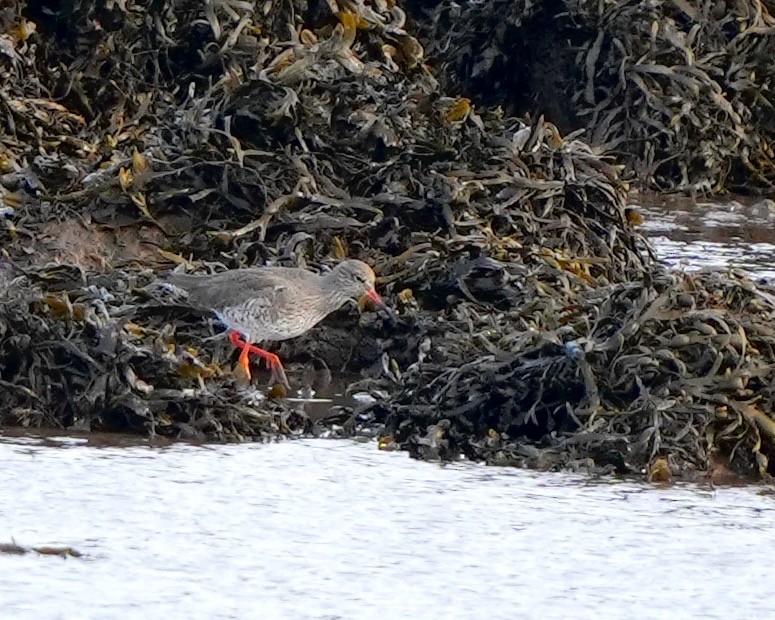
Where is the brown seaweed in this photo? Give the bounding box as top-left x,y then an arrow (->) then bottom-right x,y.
0,540 -> 83,558
1,0 -> 775,481
413,0 -> 775,193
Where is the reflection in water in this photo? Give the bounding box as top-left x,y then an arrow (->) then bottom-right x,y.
632,195 -> 775,279
1,438 -> 774,619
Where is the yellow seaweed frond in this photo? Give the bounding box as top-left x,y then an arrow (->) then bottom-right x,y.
445,98 -> 471,123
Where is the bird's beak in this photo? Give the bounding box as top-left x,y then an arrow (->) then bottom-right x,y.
367,288 -> 386,309
358,288 -> 387,312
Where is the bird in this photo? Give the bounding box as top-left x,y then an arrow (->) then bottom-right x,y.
163,259 -> 388,390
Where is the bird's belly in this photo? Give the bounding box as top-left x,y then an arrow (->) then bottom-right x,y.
217,308 -> 326,343
261,313 -> 324,341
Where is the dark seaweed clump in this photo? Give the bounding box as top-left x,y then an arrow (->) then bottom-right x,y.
413,0 -> 775,192
2,0 -> 775,480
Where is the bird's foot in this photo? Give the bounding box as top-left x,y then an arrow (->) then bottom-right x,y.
229,332 -> 291,392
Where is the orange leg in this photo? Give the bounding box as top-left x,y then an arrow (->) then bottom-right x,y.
228,332 -> 290,388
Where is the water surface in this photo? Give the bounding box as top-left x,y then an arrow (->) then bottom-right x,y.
634,195 -> 775,278
2,437 -> 774,619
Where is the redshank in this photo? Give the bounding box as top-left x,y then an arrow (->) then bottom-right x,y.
164,259 -> 387,388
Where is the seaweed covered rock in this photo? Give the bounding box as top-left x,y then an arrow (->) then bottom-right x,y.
0,265 -> 314,438
1,0 -> 775,479
413,0 -> 775,192
373,267 -> 775,477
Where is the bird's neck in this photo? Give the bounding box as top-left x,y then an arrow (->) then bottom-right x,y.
316,270 -> 350,310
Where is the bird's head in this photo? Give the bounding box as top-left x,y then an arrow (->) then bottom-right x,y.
331,259 -> 386,311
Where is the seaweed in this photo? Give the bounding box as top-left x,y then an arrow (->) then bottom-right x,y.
413,0 -> 775,192
0,539 -> 83,558
2,0 -> 775,480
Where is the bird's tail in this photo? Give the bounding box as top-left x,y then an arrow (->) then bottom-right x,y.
146,270 -> 198,300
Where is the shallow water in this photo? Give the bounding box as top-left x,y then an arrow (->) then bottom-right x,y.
634,195 -> 775,279
2,436 -> 774,619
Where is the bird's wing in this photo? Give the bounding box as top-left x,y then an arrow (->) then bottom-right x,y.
164,269 -> 290,313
